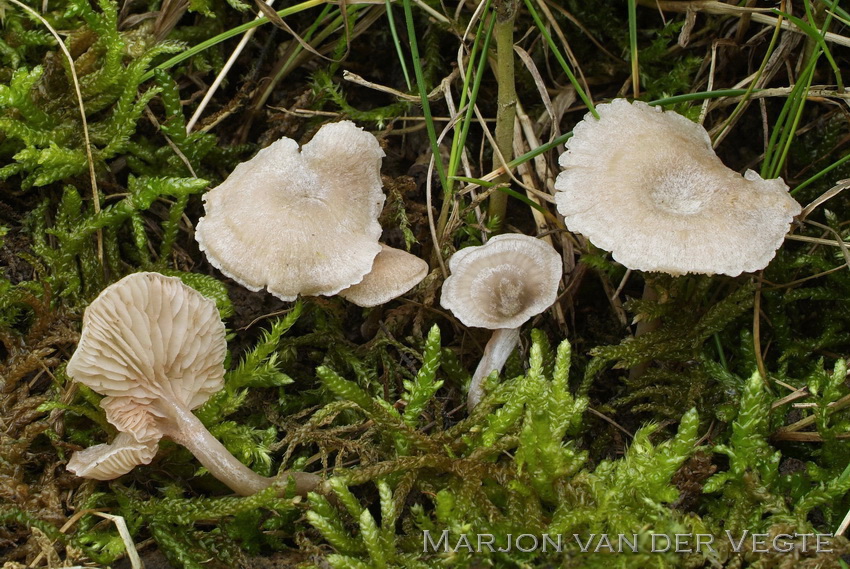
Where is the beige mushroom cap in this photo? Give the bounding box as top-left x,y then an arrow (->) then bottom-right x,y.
440,234 -> 562,329
196,121 -> 386,301
554,99 -> 801,276
338,244 -> 429,307
66,272 -> 226,441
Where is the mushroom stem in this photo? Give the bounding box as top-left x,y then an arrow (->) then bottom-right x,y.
468,327 -> 521,410
162,401 -> 320,496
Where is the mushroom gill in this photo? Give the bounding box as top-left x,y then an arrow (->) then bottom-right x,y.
66,272 -> 320,496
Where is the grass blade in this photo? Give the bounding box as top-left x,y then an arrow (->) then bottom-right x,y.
401,0 -> 447,190
384,0 -> 412,91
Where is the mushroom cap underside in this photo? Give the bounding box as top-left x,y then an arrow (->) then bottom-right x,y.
66,272 -> 227,418
339,244 -> 429,307
66,432 -> 158,480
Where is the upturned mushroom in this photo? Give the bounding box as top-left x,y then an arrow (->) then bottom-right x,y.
66,272 -> 320,496
440,234 -> 562,409
554,99 -> 801,276
196,120 -> 426,305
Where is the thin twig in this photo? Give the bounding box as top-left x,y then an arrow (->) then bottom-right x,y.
145,108 -> 197,176
836,507 -> 850,537
777,392 -> 850,434
786,234 -> 850,247
343,69 -> 453,101
749,12 -> 850,49
92,513 -> 144,569
425,152 -> 447,279
637,0 -> 850,48
773,431 -> 850,442
587,407 -> 634,439
799,179 -> 850,220
753,272 -> 767,380
187,0 -> 276,133
803,219 -> 850,271
771,386 -> 809,409
762,263 -> 849,289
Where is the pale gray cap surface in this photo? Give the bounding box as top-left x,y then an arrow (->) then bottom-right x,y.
196,121 -> 386,300
554,99 -> 801,276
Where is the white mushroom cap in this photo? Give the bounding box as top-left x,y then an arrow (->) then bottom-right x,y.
554,99 -> 800,276
440,234 -> 562,330
66,272 -> 226,474
338,244 -> 429,307
196,121 -> 386,301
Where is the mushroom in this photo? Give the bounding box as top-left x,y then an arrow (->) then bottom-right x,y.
196,120 -> 426,305
338,244 -> 429,308
440,234 -> 562,409
554,99 -> 801,276
67,432 -> 158,481
66,272 -> 320,496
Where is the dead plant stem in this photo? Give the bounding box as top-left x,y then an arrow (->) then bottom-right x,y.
489,0 -> 518,232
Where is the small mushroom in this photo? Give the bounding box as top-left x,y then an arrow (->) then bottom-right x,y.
554,99 -> 801,276
440,234 -> 562,409
338,244 -> 429,307
66,272 -> 320,496
196,121 -> 426,305
67,432 -> 158,481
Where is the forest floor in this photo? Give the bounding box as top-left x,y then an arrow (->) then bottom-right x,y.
2,0 -> 850,568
